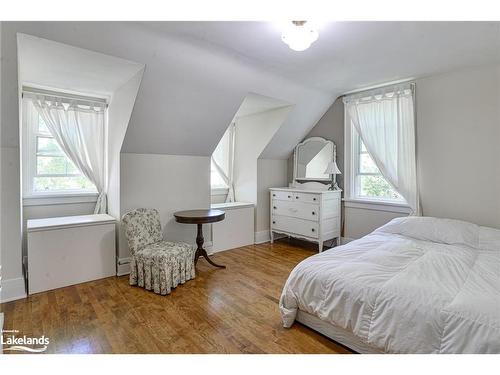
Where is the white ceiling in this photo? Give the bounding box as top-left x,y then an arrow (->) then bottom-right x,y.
142,21 -> 500,93
234,93 -> 291,118
2,22 -> 499,160
18,33 -> 144,97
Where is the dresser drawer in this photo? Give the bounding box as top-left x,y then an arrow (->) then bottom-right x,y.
272,215 -> 319,239
292,192 -> 320,204
271,200 -> 319,221
270,190 -> 293,201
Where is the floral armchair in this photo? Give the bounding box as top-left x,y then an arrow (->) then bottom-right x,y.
121,208 -> 196,295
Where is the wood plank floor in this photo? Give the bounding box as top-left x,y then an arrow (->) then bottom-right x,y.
0,239 -> 351,354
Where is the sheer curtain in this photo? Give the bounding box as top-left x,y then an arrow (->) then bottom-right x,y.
343,83 -> 421,215
30,95 -> 107,214
211,123 -> 236,202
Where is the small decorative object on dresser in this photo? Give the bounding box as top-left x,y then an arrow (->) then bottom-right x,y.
270,188 -> 341,252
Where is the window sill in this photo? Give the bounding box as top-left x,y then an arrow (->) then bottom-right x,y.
211,187 -> 229,196
343,198 -> 411,214
23,193 -> 98,207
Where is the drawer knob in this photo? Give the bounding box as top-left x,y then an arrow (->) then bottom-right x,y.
296,196 -> 299,199
313,197 -> 317,201
311,228 -> 315,232
273,206 -> 277,209
312,211 -> 316,215
273,194 -> 276,197
287,195 -> 291,198
272,221 -> 276,224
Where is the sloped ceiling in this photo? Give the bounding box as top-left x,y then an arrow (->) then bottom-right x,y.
2,22 -> 499,159
145,21 -> 500,93
17,33 -> 144,97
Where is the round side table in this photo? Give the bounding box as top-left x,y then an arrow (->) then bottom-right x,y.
174,209 -> 226,269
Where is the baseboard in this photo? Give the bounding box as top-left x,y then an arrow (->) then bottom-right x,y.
0,312 -> 3,354
116,257 -> 131,276
254,231 -> 287,244
0,277 -> 27,303
254,230 -> 271,244
340,237 -> 356,245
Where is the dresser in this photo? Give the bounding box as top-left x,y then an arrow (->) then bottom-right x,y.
270,188 -> 341,252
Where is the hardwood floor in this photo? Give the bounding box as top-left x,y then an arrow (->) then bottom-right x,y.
0,239 -> 351,354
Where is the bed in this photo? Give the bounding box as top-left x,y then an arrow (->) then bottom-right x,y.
280,216 -> 500,353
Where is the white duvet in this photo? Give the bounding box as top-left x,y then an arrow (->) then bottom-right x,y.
280,217 -> 500,353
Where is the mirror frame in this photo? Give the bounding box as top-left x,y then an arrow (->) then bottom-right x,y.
293,137 -> 337,183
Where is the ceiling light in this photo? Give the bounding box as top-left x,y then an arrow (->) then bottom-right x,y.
280,21 -> 319,52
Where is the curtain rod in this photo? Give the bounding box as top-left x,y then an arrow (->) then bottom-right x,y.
341,79 -> 415,97
22,86 -> 108,106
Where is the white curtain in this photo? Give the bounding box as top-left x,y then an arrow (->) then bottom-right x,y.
343,83 -> 421,215
30,95 -> 107,214
212,123 -> 236,202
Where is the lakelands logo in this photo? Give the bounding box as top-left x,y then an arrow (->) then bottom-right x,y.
1,329 -> 50,353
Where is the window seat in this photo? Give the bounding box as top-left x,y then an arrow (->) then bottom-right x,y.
211,202 -> 254,210
210,202 -> 254,253
27,214 -> 115,232
27,213 -> 116,295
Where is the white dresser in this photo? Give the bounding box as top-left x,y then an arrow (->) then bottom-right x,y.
270,188 -> 341,252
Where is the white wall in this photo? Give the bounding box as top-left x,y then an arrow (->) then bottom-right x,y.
0,148 -> 24,302
301,64 -> 500,239
255,159 -> 289,241
344,208 -> 405,239
119,153 -> 211,269
416,64 -> 500,228
0,21 -> 3,299
107,70 -> 145,220
233,106 -> 291,204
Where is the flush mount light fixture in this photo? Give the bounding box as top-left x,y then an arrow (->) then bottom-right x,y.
280,21 -> 319,52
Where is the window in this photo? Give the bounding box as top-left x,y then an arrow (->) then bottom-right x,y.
353,130 -> 403,202
345,116 -> 406,206
210,123 -> 235,194
23,99 -> 97,196
210,159 -> 228,189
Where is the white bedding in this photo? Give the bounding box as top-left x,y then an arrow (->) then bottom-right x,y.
280,217 -> 500,353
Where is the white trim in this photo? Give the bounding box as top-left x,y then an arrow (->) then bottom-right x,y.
0,277 -> 27,303
211,202 -> 254,210
27,214 -> 116,232
254,230 -> 271,244
210,187 -> 229,196
0,313 -> 3,354
254,230 -> 286,244
343,198 -> 411,214
340,237 -> 356,245
23,193 -> 98,206
117,257 -> 131,276
23,85 -> 108,105
341,78 -> 415,96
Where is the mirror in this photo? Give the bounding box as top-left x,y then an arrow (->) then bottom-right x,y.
294,137 -> 336,182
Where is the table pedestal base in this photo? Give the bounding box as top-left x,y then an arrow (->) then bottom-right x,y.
195,223 -> 226,268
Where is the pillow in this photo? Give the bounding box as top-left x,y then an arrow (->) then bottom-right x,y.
478,226 -> 500,251
374,216 -> 480,248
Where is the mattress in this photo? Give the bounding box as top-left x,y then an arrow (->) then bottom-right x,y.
280,216 -> 500,353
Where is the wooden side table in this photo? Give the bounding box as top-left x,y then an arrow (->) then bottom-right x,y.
174,209 -> 226,269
